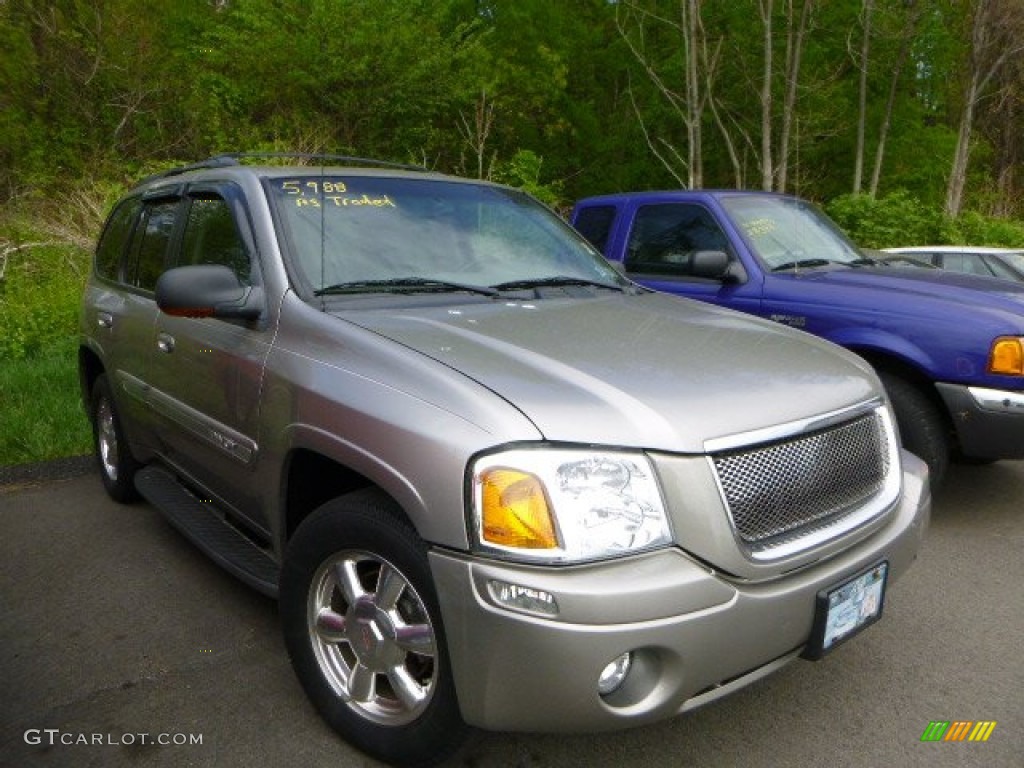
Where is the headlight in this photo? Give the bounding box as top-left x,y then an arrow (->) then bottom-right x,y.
470,448 -> 672,563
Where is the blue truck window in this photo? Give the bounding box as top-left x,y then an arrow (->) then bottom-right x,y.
625,204 -> 730,277
573,204 -> 616,255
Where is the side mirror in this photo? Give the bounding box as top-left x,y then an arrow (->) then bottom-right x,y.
690,250 -> 732,280
156,265 -> 262,320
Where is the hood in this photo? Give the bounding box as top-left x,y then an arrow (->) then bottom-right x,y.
336,293 -> 879,453
776,266 -> 1024,325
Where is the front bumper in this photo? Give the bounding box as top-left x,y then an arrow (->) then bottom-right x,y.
429,452 -> 929,733
936,382 -> 1024,459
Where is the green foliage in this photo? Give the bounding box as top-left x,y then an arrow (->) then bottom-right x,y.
188,0 -> 468,164
0,239 -> 88,361
492,150 -> 563,208
1,0 -> 1022,237
0,336 -> 92,465
826,192 -> 943,248
826,191 -> 1024,249
940,212 -> 1024,247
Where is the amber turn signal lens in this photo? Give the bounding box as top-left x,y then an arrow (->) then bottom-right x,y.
989,337 -> 1024,375
479,468 -> 559,549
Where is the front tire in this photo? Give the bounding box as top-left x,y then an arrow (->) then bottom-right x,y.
89,373 -> 141,503
280,489 -> 468,767
878,371 -> 949,486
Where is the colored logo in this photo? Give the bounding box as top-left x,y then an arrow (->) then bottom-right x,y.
920,721 -> 997,742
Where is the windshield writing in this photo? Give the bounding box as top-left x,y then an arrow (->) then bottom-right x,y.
269,176 -> 619,297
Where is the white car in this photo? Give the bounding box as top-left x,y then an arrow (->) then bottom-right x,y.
883,245 -> 1024,282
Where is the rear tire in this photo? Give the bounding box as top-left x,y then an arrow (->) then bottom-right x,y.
280,489 -> 469,767
90,373 -> 141,503
878,371 -> 949,486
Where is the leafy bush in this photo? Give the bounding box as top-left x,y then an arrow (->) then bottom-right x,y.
493,150 -> 564,209
826,191 -> 1024,250
941,211 -> 1024,247
0,238 -> 89,361
825,191 -> 942,248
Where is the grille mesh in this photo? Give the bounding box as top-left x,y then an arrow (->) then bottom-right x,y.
711,412 -> 889,551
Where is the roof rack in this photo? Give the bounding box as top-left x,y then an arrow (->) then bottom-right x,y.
215,152 -> 429,172
139,155 -> 239,184
144,153 -> 428,183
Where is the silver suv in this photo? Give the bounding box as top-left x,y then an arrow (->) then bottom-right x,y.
79,155 -> 929,767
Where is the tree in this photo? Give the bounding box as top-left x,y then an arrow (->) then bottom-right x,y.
758,0 -> 775,190
868,0 -> 923,198
615,0 -> 708,188
852,0 -> 873,194
945,0 -> 1024,217
985,40 -> 1024,215
776,0 -> 814,192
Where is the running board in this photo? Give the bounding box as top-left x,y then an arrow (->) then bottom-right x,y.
135,465 -> 279,598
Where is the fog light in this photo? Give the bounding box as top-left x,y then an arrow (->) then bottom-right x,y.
597,652 -> 632,696
487,580 -> 559,617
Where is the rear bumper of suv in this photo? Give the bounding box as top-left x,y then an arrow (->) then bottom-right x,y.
936,382 -> 1024,459
429,452 -> 929,733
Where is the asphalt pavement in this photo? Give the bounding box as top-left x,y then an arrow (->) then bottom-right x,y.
1,460 -> 1021,768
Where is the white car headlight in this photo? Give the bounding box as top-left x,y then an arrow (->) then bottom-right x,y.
470,448 -> 673,563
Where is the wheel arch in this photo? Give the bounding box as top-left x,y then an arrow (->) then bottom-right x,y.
78,343 -> 106,417
850,347 -> 951,430
280,446 -> 419,549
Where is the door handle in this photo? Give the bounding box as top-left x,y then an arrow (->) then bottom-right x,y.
157,333 -> 175,353
97,311 -> 113,329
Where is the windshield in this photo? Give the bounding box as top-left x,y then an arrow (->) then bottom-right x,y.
721,195 -> 865,270
1000,251 -> 1024,273
267,175 -> 623,297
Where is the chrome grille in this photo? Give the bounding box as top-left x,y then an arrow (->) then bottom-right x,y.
711,411 -> 890,552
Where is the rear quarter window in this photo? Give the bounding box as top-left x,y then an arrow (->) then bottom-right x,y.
95,198 -> 142,281
573,205 -> 616,256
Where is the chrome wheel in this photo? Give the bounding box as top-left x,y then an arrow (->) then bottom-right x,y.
90,374 -> 140,503
96,396 -> 119,482
282,491 -> 468,765
308,551 -> 438,726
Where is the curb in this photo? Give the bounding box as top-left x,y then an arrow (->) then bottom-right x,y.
0,455 -> 95,487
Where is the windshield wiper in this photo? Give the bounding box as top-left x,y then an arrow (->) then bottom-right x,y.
771,258 -> 837,272
491,276 -> 626,293
315,277 -> 499,297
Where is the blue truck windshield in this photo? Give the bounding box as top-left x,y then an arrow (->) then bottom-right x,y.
721,195 -> 865,270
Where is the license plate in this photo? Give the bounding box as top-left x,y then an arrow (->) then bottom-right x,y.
803,561 -> 888,660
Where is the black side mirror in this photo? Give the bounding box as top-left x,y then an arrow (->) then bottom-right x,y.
690,250 -> 732,280
156,265 -> 262,320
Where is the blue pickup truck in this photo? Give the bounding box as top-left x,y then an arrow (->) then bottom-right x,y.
571,190 -> 1024,483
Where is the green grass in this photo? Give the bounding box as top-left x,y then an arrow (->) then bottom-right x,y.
0,337 -> 92,465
